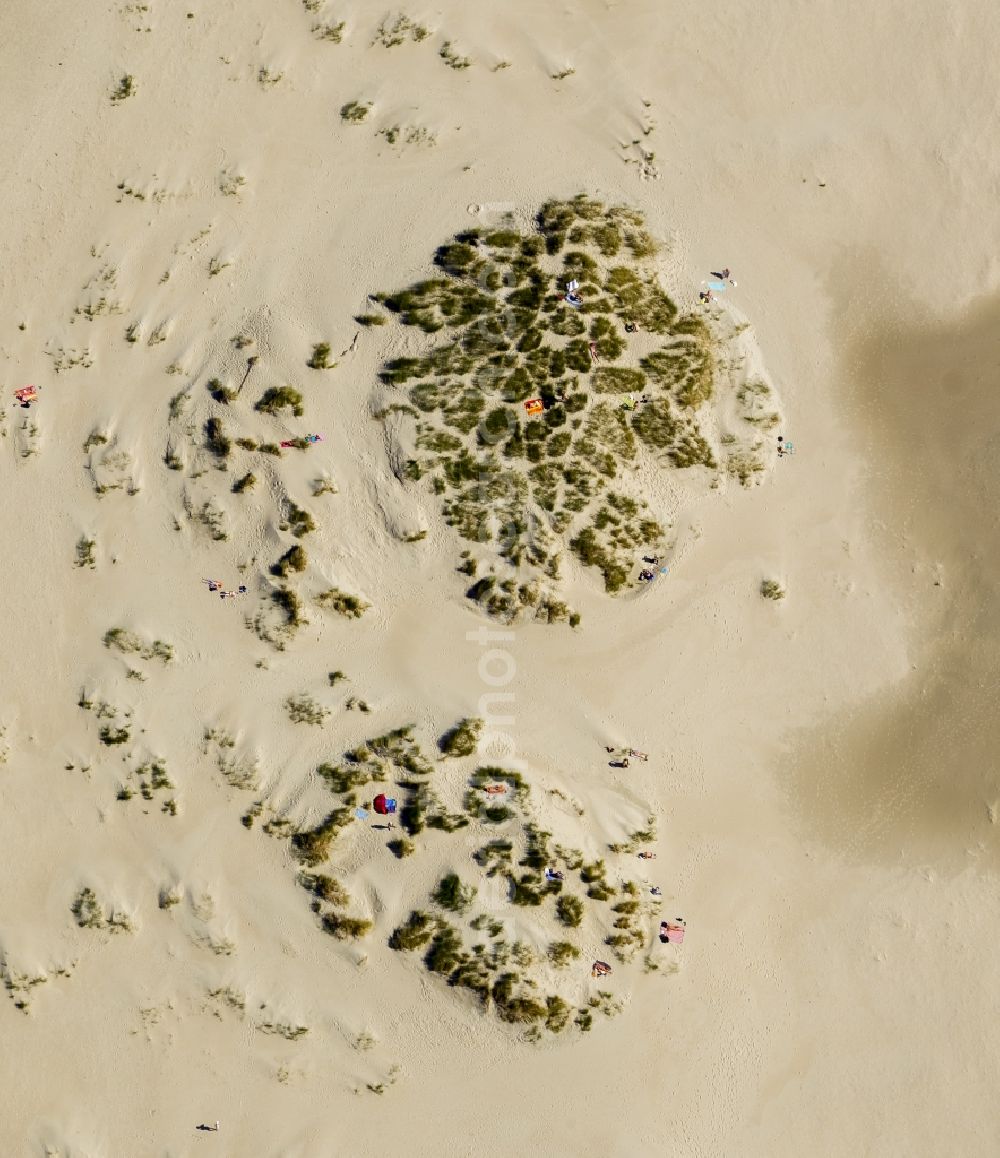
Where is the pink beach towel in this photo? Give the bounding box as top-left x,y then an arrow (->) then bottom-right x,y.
666,923 -> 686,944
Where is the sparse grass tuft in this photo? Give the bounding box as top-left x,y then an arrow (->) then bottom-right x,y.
103,627 -> 173,663
374,13 -> 429,48
307,342 -> 334,369
313,20 -> 346,42
548,941 -> 581,968
316,588 -> 369,618
340,100 -> 372,124
111,75 -> 136,103
285,694 -> 328,726
75,536 -> 97,569
760,579 -> 785,600
440,41 -> 471,69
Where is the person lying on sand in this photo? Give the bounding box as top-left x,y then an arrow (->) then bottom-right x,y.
545,868 -> 564,881
591,961 -> 612,978
483,784 -> 507,795
638,851 -> 656,860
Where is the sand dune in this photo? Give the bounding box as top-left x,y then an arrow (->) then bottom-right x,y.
2,1 -> 999,1155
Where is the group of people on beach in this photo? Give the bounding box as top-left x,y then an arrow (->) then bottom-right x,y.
700,267 -> 735,305
204,579 -> 247,600
596,742 -> 687,959
606,745 -> 649,768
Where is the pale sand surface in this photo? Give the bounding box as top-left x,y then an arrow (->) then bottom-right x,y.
1,2 -> 999,1155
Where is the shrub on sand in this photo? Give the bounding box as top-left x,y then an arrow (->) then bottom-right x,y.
556,894 -> 584,928
316,589 -> 369,618
307,342 -> 334,369
389,910 -> 434,951
321,912 -> 372,939
271,544 -> 307,577
438,717 -> 483,757
548,941 -> 581,968
255,386 -> 304,417
431,872 -> 477,913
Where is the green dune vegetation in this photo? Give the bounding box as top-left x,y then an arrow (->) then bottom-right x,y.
369,194 -> 732,622
242,716 -> 654,1037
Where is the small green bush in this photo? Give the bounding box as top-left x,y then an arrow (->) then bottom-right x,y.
232,472 -> 256,493
271,544 -> 307,577
255,386 -> 304,417
111,75 -> 136,103
285,693 -> 328,725
425,923 -> 465,975
321,912 -> 373,939
75,536 -> 97,569
307,342 -> 333,369
438,716 -> 483,757
509,874 -> 543,906
340,100 -> 372,123
99,724 -> 131,746
313,20 -> 345,42
389,910 -> 434,951
548,941 -> 581,968
316,589 -> 369,618
291,808 -> 351,865
473,839 -> 513,875
432,873 -> 477,913
300,873 -> 350,907
272,586 -> 306,627
556,894 -> 584,928
439,41 -> 471,69
72,887 -> 104,928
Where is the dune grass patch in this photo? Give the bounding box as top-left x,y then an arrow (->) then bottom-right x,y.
368,195 -> 754,617
316,588 -> 369,618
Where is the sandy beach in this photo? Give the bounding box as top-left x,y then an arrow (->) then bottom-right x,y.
2,2 -> 999,1154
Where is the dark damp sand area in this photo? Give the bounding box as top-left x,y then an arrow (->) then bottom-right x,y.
783,288 -> 1000,868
